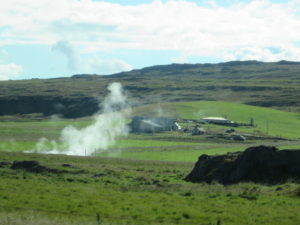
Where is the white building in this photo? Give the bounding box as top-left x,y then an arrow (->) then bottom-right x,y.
201,117 -> 235,125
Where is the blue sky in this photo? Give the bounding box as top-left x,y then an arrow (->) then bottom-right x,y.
0,0 -> 300,80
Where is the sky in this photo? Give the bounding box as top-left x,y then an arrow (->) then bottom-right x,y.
0,0 -> 300,80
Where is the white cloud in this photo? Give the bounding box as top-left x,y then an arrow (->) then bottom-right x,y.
0,63 -> 23,80
52,39 -> 132,74
1,0 -> 300,61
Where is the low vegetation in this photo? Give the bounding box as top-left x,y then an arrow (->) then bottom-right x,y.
1,151 -> 300,225
0,100 -> 300,224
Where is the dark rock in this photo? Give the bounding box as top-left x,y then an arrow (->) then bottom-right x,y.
62,163 -> 73,168
0,161 -> 12,167
295,187 -> 300,196
92,173 -> 106,178
11,160 -> 61,174
232,135 -> 246,141
226,128 -> 235,133
192,126 -> 206,135
185,145 -> 300,184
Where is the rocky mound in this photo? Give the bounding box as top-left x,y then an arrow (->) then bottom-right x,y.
185,145 -> 300,184
11,160 -> 61,174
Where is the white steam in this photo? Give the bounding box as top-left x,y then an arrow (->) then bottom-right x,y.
33,82 -> 130,156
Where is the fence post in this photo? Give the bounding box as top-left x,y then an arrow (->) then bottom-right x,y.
96,213 -> 101,225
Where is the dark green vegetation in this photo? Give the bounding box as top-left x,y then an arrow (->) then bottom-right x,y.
1,151 -> 300,225
1,60 -> 300,118
1,61 -> 300,224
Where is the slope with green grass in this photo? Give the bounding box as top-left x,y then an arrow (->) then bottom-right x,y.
133,101 -> 300,139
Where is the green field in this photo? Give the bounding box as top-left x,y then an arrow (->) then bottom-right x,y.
133,101 -> 300,139
1,151 -> 300,225
1,101 -> 300,162
1,101 -> 300,224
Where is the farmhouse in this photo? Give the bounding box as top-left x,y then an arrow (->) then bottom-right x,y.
201,117 -> 235,125
130,116 -> 180,133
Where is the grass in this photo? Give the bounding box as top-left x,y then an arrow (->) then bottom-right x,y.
0,100 -> 300,224
0,151 -> 300,225
1,61 -> 300,224
104,146 -> 244,162
133,101 -> 300,139
1,101 -> 300,163
110,139 -> 202,148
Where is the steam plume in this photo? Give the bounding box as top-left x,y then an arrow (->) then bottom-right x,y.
33,82 -> 130,156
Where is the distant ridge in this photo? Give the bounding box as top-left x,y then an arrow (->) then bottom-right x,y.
1,60 -> 300,118
111,60 -> 300,78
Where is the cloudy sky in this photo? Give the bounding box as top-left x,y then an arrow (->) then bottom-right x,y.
1,0 -> 300,80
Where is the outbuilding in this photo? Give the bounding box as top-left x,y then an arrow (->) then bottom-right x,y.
201,117 -> 235,125
130,116 -> 180,133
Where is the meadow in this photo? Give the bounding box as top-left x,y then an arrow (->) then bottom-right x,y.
1,151 -> 300,225
1,101 -> 300,162
0,101 -> 300,224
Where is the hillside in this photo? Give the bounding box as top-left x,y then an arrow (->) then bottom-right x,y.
1,60 -> 300,118
132,101 -> 300,139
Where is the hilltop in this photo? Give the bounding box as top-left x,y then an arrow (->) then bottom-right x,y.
1,60 -> 300,118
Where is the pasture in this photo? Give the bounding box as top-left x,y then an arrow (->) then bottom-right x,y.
1,151 -> 300,225
1,101 -> 300,162
0,101 -> 300,224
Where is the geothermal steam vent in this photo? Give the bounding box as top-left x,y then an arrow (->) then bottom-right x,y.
185,145 -> 300,184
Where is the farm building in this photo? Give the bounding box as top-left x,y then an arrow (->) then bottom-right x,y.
192,126 -> 206,135
130,116 -> 180,133
201,117 -> 235,125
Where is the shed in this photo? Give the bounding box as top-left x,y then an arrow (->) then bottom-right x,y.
130,117 -> 180,133
201,117 -> 235,125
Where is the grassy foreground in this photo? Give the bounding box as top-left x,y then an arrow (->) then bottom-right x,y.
1,151 -> 300,225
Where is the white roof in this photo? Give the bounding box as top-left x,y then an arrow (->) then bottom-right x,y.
202,117 -> 228,121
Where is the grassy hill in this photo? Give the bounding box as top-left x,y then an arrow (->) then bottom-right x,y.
1,60 -> 300,118
133,101 -> 300,139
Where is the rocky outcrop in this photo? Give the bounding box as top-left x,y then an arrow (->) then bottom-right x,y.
185,145 -> 300,184
0,96 -> 98,118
